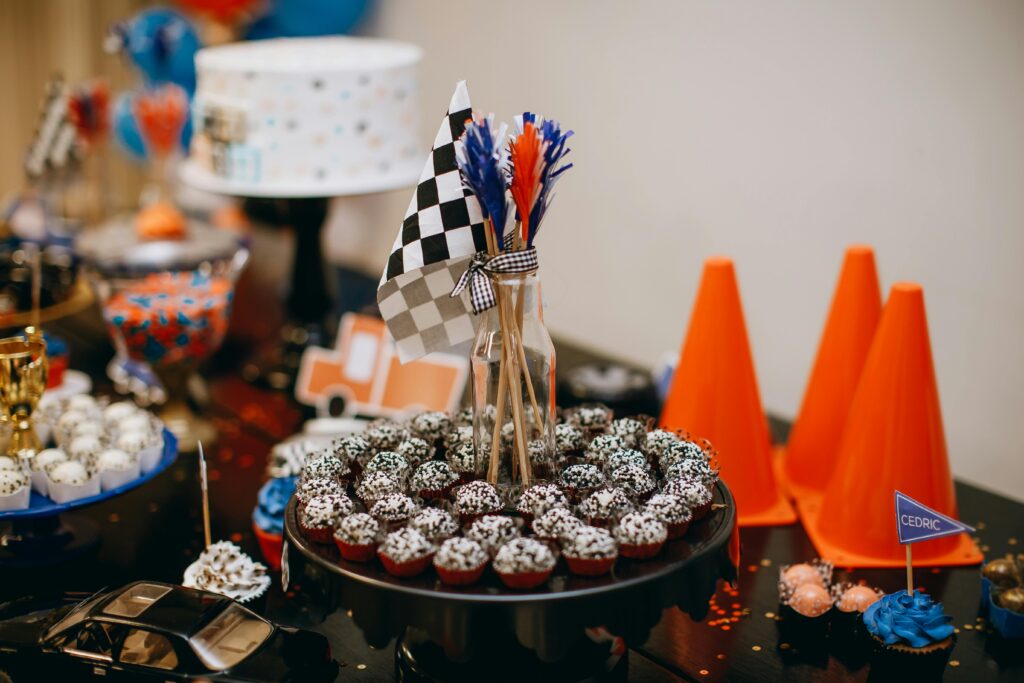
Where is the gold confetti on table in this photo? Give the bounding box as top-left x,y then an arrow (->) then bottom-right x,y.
356,664 -> 367,671
699,669 -> 709,676
751,645 -> 762,652
963,624 -> 974,630
764,612 -> 775,619
779,642 -> 791,650
950,660 -> 960,667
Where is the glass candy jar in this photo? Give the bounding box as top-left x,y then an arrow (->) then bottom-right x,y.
471,272 -> 556,484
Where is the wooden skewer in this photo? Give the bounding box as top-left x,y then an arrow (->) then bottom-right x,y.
483,225 -> 506,484
198,441 -> 211,549
511,223 -> 544,431
500,294 -> 531,485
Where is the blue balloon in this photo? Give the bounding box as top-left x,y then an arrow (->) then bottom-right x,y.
180,110 -> 193,151
122,8 -> 201,94
247,0 -> 370,39
113,92 -> 147,162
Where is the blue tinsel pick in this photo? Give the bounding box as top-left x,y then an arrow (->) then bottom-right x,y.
528,116 -> 573,246
458,116 -> 508,244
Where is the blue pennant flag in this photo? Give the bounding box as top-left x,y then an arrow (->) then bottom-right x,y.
895,491 -> 974,545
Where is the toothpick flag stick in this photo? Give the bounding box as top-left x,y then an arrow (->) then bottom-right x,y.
198,441 -> 211,549
906,545 -> 913,596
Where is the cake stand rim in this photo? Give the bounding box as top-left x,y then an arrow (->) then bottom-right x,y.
284,479 -> 736,605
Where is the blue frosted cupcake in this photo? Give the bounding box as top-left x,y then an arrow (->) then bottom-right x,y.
862,589 -> 956,678
251,476 -> 296,571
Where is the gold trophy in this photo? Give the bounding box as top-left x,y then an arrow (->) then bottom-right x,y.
0,326 -> 48,457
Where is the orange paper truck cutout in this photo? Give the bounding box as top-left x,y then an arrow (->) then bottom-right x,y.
296,314 -> 468,418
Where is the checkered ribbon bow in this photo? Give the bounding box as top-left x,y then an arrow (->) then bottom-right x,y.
450,247 -> 539,314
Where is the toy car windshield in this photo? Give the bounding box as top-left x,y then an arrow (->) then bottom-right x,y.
190,603 -> 272,670
44,591 -> 107,640
102,583 -> 173,618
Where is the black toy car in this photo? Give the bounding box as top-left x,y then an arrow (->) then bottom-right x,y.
0,581 -> 337,682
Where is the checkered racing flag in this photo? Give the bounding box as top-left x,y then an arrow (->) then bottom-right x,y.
377,81 -> 489,362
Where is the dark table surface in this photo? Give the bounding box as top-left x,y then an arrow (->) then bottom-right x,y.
3,287 -> 1022,683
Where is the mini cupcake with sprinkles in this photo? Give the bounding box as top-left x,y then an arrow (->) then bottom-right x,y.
407,507 -> 459,543
295,476 -> 345,509
515,483 -> 569,523
606,448 -> 648,473
614,512 -> 667,559
365,420 -> 409,454
410,460 -> 459,500
364,451 -> 411,483
565,403 -> 613,436
466,515 -> 522,556
434,537 -> 489,586
377,527 -> 435,577
446,441 -> 481,484
409,411 -> 452,449
608,416 -> 652,450
643,493 -> 693,539
452,480 -> 502,526
664,458 -> 718,489
299,492 -> 354,543
330,435 -> 373,475
584,434 -> 627,469
493,538 -> 557,589
355,471 -> 403,509
609,464 -> 656,500
369,493 -> 419,529
302,453 -> 349,485
554,423 -> 586,463
396,437 -> 434,469
560,463 -> 604,502
662,477 -> 714,519
562,525 -> 618,576
333,513 -> 381,562
641,429 -> 679,460
531,507 -> 583,543
444,425 -> 473,453
578,487 -> 635,528
658,438 -> 709,471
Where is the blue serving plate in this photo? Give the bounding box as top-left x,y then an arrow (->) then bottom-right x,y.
0,429 -> 178,520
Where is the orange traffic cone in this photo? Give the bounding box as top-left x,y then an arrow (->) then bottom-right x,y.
780,246 -> 882,501
802,283 -> 982,567
661,258 -> 796,526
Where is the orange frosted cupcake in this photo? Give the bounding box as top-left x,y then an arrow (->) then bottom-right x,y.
135,201 -> 187,240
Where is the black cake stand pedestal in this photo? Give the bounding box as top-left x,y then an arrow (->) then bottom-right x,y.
284,482 -> 738,682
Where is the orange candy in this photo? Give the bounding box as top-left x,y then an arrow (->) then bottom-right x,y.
837,585 -> 881,613
789,583 -> 832,618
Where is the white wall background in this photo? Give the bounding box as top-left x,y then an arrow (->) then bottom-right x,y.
333,0 -> 1024,501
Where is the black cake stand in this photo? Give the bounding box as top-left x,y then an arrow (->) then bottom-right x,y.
284,481 -> 738,682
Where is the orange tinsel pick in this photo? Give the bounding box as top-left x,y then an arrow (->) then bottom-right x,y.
508,121 -> 545,246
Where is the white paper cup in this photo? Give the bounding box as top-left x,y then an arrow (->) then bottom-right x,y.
138,440 -> 163,475
0,484 -> 30,511
30,470 -> 49,497
100,462 -> 141,491
47,475 -> 101,504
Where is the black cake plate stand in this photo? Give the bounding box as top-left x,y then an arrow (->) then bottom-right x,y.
284,481 -> 738,682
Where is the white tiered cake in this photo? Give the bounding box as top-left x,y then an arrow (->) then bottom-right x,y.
182,37 -> 422,198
